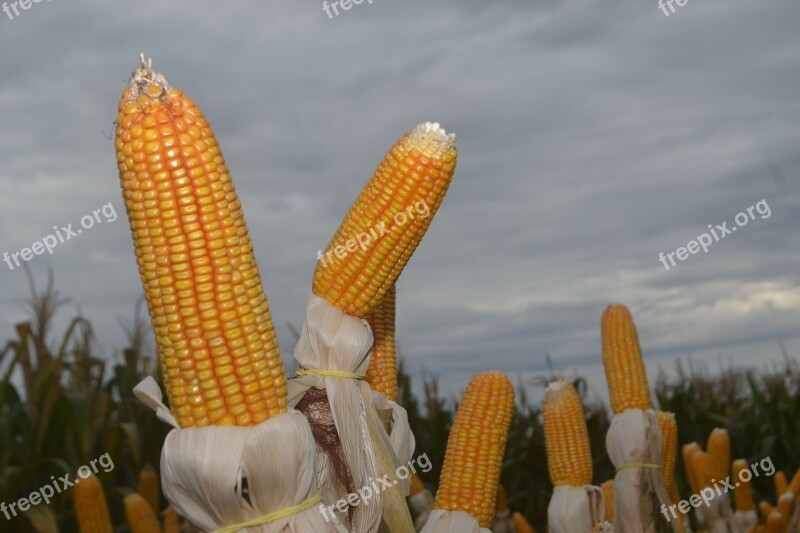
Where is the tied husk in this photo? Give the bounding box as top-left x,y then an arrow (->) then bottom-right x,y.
133,377 -> 347,532
409,489 -> 435,531
548,485 -> 606,533
606,409 -> 676,533
730,509 -> 757,533
287,294 -> 414,532
371,390 -> 415,467
419,510 -> 492,533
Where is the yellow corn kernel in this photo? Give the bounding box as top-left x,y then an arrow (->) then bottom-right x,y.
601,304 -> 652,413
124,493 -> 161,533
138,464 -> 158,514
788,467 -> 800,496
365,284 -> 398,401
73,474 -> 112,533
115,55 -> 286,427
732,459 -> 754,512
543,380 -> 593,487
775,471 -> 788,496
601,480 -> 615,522
162,506 -> 181,533
312,122 -> 457,317
703,428 -> 730,486
512,512 -> 537,533
657,411 -> 678,502
410,473 -> 425,497
434,371 -> 514,528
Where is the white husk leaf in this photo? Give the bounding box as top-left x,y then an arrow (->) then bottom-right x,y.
409,489 -> 435,531
730,509 -> 757,533
287,293 -> 413,532
133,376 -> 347,532
548,485 -> 605,533
372,391 -> 415,483
606,408 -> 675,533
705,492 -> 732,532
419,510 -> 492,533
492,509 -> 514,533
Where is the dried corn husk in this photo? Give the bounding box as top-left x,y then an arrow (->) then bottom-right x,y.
705,491 -> 732,532
134,377 -> 347,532
492,509 -> 514,533
548,485 -> 606,533
606,409 -> 675,533
410,487 -> 435,532
287,294 -> 414,532
420,510 -> 492,533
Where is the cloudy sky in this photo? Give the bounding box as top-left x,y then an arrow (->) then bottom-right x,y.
0,0 -> 798,405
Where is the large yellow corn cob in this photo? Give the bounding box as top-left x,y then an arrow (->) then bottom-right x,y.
732,459 -> 754,511
601,480 -> 615,522
434,371 -> 514,528
775,471 -> 788,496
365,284 -> 398,401
682,442 -> 702,494
73,474 -> 112,533
601,304 -> 652,413
138,464 -> 158,514
115,56 -> 286,427
124,493 -> 161,533
703,428 -> 730,485
543,379 -> 593,487
312,122 -> 457,317
657,411 -> 678,501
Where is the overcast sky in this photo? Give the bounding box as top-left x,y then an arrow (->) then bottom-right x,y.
0,0 -> 798,406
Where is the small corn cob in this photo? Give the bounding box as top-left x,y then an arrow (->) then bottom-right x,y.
703,428 -> 730,486
766,511 -> 784,533
682,442 -> 702,494
410,473 -> 426,496
365,284 -> 398,401
775,471 -> 788,496
601,480 -> 615,522
124,493 -> 161,533
162,506 -> 181,533
601,304 -> 652,413
115,55 -> 286,427
434,371 -> 514,528
732,459 -> 755,512
788,467 -> 800,496
691,449 -> 708,492
657,411 -> 678,501
512,512 -> 537,533
138,464 -> 158,514
73,474 -> 112,533
312,122 -> 457,317
760,500 -> 775,517
543,379 -> 593,487
777,494 -> 793,528
496,485 -> 508,514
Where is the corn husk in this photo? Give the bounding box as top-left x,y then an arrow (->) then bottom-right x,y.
287,293 -> 414,532
548,485 -> 606,533
371,390 -> 415,468
133,377 -> 347,532
704,491 -> 732,532
606,408 -> 675,533
730,509 -> 757,532
492,509 -> 514,533
420,510 -> 492,533
410,488 -> 435,531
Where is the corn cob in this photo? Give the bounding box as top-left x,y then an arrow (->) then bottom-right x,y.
789,467 -> 800,496
777,494 -> 793,528
543,379 -> 593,487
760,500 -> 775,517
496,485 -> 508,514
601,304 -> 652,413
312,122 -> 457,317
732,459 -> 755,512
73,474 -> 112,533
137,464 -> 158,514
512,512 -> 537,533
162,506 -> 181,533
434,371 -> 514,528
690,449 -> 708,492
365,284 -> 398,401
410,473 -> 426,496
124,493 -> 161,533
775,471 -> 788,496
115,55 -> 286,427
766,511 -> 784,533
703,428 -> 730,485
601,480 -> 615,522
657,411 -> 678,501
682,442 -> 702,494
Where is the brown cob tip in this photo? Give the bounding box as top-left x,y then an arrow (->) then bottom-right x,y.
406,122 -> 457,158
123,53 -> 171,102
